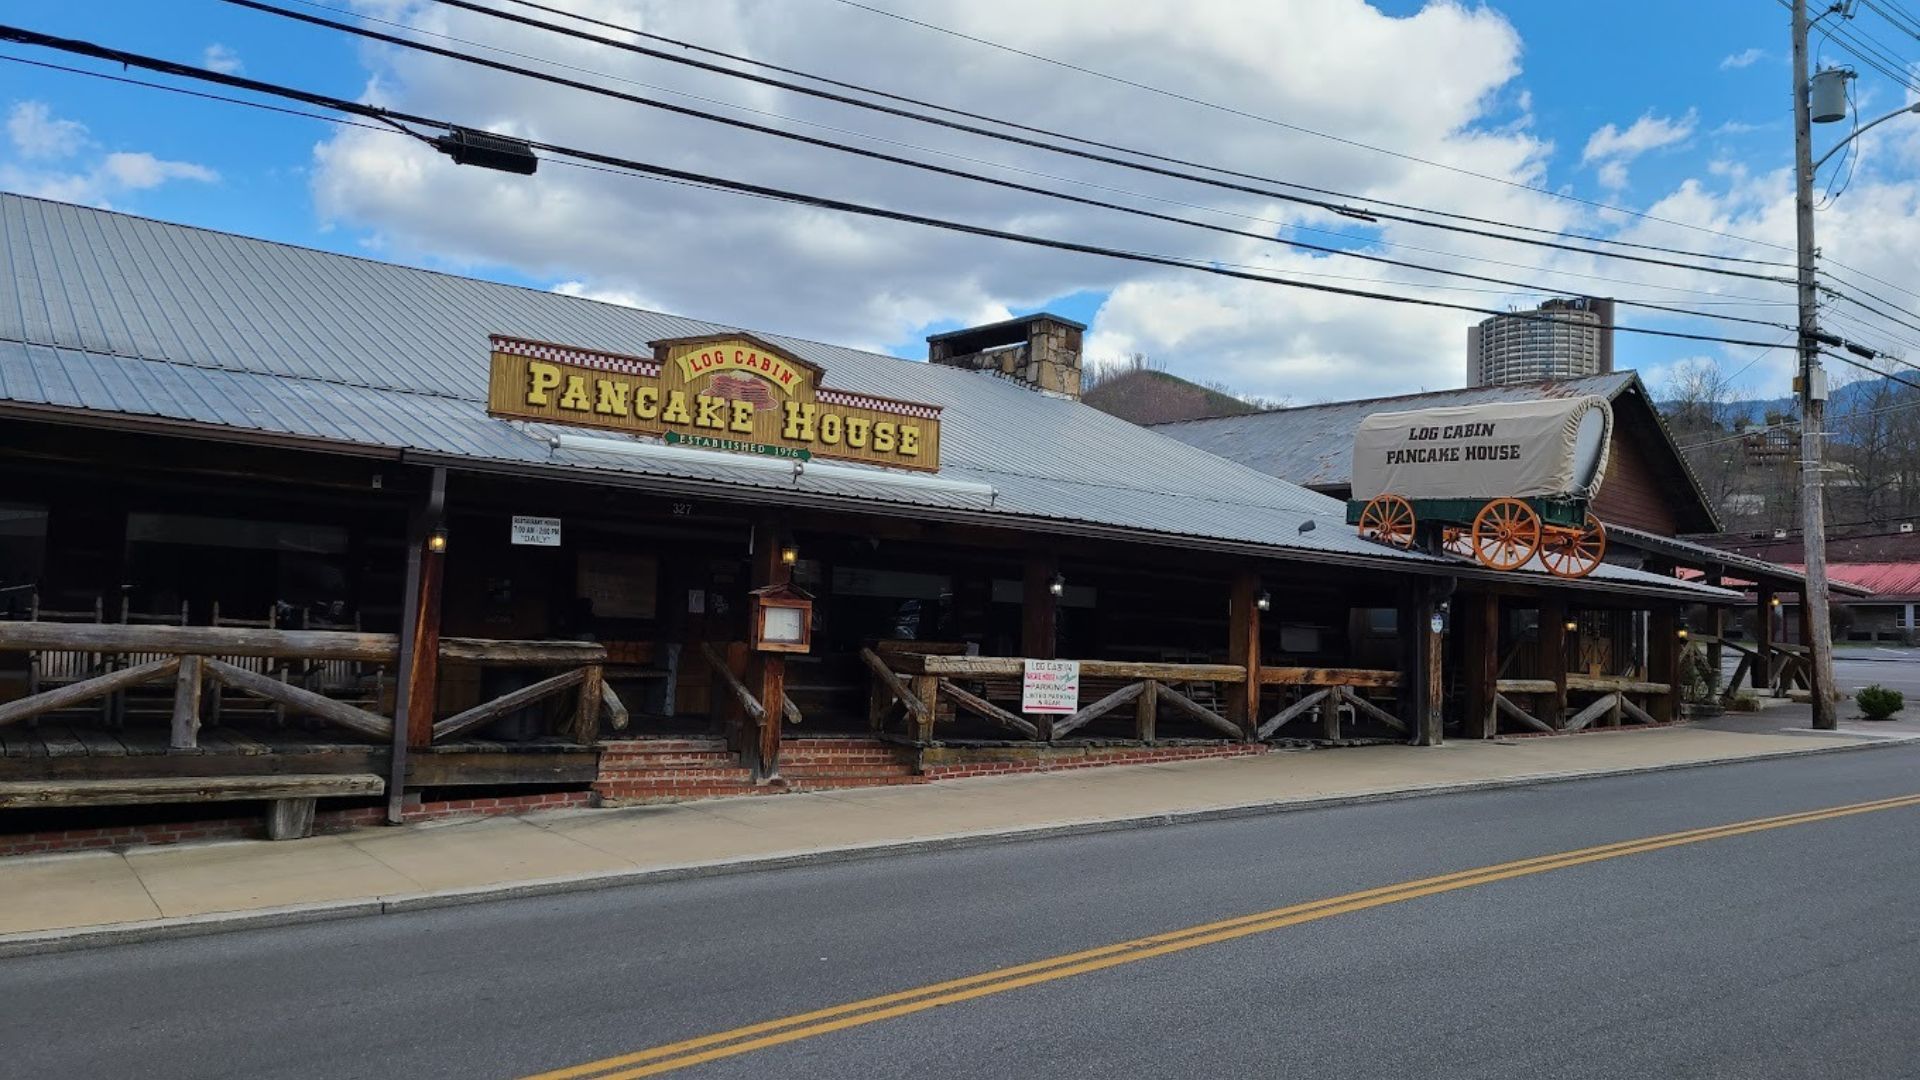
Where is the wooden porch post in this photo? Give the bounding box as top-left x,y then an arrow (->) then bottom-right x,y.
746,521 -> 789,780
1754,582 -> 1774,690
1648,605 -> 1679,722
389,466 -> 446,824
1461,592 -> 1500,739
1399,579 -> 1447,746
1797,591 -> 1823,706
1227,571 -> 1261,740
1539,595 -> 1569,729
1705,572 -> 1725,696
1021,551 -> 1058,660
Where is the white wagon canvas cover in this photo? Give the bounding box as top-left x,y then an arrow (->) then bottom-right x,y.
1350,396 -> 1613,502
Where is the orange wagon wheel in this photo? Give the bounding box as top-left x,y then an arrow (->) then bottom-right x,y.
1540,513 -> 1607,579
1471,497 -> 1541,571
1441,526 -> 1474,558
1358,494 -> 1417,549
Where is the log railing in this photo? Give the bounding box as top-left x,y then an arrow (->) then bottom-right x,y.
1256,668 -> 1405,741
1692,634 -> 1804,701
862,650 -> 1401,744
0,623 -> 623,747
1492,673 -> 1673,733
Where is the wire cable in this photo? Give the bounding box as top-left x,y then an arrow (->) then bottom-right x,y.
193,7 -> 1794,328
822,0 -> 1803,255
272,0 -> 1799,309
0,21 -> 1803,353
363,0 -> 1809,278
464,0 -> 1801,270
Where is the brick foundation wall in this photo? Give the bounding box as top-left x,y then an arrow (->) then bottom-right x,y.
0,789 -> 593,858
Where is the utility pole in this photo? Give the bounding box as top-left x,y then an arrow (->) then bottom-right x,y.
1791,0 -> 1837,729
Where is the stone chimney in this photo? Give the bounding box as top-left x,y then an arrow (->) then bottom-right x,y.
927,313 -> 1085,401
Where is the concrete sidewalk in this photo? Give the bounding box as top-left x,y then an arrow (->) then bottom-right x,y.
4,718 -> 1916,952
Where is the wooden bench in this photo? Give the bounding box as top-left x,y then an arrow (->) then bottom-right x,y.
0,773 -> 385,840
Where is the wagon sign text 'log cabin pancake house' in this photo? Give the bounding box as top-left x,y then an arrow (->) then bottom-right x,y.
487,333 -> 944,471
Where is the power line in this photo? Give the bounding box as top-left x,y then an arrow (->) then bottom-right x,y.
459,0 -> 1801,272
1823,350 -> 1920,393
0,22 -> 1801,354
1822,279 -> 1920,342
1863,0 -> 1920,37
822,0 -> 1802,255
276,0 -> 1798,310
220,0 -> 1802,290
366,0 -> 1804,279
1830,17 -> 1920,82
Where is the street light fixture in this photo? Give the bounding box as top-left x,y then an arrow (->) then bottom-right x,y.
1813,98 -> 1920,170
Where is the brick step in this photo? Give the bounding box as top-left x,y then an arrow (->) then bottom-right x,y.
593,789 -> 759,803
778,762 -> 917,776
599,739 -> 729,754
777,756 -> 913,770
783,768 -> 925,776
779,734 -> 898,745
597,752 -> 740,769
595,760 -> 752,776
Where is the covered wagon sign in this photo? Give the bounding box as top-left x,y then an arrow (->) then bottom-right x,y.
1348,395 -> 1614,578
487,333 -> 944,471
1350,396 -> 1612,502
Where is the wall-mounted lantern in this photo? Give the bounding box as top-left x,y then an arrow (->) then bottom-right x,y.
749,582 -> 813,654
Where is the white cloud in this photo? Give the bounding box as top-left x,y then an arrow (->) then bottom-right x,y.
309,0 -> 1558,393
6,101 -> 89,160
287,1 -> 1918,404
202,44 -> 245,75
1,103 -> 218,207
1720,48 -> 1766,71
552,279 -> 662,312
98,152 -> 219,189
1583,110 -> 1698,165
1580,109 -> 1697,190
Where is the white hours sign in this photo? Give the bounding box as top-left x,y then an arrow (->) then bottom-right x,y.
510,516 -> 562,547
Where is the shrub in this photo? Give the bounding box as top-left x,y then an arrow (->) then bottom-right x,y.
1727,691 -> 1762,712
1856,684 -> 1905,721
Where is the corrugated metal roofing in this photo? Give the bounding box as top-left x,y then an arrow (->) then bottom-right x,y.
1611,524 -> 1874,596
1152,373 -> 1639,491
0,193 -> 1732,599
1796,563 -> 1920,599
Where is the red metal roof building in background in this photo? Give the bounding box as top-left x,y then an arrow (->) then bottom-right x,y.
1785,563 -> 1920,600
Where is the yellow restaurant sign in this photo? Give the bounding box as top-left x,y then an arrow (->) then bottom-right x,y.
487,333 -> 944,472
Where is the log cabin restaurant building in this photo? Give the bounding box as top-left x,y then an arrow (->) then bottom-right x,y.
0,194 -> 1737,851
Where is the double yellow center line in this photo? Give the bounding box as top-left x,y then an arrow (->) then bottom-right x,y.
521,791 -> 1920,1080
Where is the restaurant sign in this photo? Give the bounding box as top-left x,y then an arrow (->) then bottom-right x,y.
487,334 -> 943,472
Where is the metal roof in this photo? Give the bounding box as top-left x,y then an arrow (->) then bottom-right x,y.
1609,524 -> 1873,597
0,193 -> 1733,601
1795,563 -> 1920,599
1152,373 -> 1640,491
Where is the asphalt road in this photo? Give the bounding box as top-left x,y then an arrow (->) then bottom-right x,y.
7,746 -> 1920,1080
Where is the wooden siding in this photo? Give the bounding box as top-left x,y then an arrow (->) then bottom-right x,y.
1592,428 -> 1678,535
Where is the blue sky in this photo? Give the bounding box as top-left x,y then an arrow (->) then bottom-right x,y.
2,1 -> 1915,401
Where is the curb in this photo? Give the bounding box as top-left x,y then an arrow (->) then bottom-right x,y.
3,735 -> 1915,959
